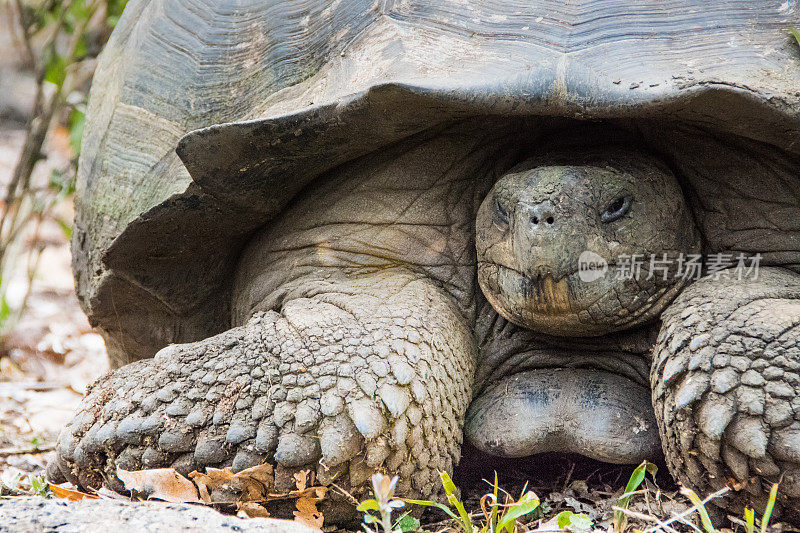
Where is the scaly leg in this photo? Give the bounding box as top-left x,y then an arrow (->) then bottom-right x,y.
49,270 -> 475,506
652,267 -> 800,516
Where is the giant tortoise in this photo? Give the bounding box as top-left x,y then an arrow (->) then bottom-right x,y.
51,0 -> 800,521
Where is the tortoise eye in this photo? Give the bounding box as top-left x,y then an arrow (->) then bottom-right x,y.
495,198 -> 510,228
601,196 -> 631,223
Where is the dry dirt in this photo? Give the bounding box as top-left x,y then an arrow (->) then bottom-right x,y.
0,122 -> 109,489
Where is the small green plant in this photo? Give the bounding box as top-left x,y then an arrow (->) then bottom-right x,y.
395,514 -> 421,533
614,460 -> 658,532
404,471 -> 474,533
403,471 -> 539,533
663,481 -> 779,533
786,25 -> 800,49
680,487 -> 717,533
479,473 -> 540,533
358,473 -> 408,533
555,510 -> 593,532
28,475 -> 50,497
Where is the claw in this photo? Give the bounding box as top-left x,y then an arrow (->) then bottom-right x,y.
319,414 -> 363,466
275,433 -> 320,467
347,399 -> 385,439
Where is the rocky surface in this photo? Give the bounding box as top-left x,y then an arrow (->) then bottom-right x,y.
0,497 -> 317,533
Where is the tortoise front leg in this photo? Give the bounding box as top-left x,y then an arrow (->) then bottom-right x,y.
652,267 -> 800,517
48,270 -> 475,507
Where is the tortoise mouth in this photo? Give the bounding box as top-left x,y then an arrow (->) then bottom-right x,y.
480,262 -> 582,317
495,263 -> 579,315
478,259 -> 680,336
465,368 -> 661,465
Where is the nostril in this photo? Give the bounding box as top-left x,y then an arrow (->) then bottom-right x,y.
546,216 -> 554,225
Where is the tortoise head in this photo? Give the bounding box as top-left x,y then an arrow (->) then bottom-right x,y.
476,146 -> 701,336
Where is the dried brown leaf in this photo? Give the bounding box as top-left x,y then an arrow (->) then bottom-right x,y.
117,467 -> 200,503
237,463 -> 275,501
237,501 -> 271,518
294,496 -> 324,530
185,463 -> 326,509
49,482 -> 99,501
293,470 -> 309,492
93,487 -> 129,501
189,463 -> 275,503
190,467 -> 238,503
238,463 -> 274,485
193,475 -> 212,504
265,485 -> 328,502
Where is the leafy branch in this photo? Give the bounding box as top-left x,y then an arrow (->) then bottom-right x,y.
0,0 -> 125,335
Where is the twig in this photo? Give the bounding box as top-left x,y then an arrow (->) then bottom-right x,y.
561,460 -> 575,492
674,517 -> 704,533
612,505 -> 681,533
11,0 -> 35,67
14,215 -> 44,325
643,486 -> 730,533
0,444 -> 55,457
328,482 -> 359,506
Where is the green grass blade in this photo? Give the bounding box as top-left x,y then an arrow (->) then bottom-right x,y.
496,492 -> 540,533
681,487 -> 716,533
744,508 -> 755,533
403,498 -> 459,521
760,482 -> 779,533
614,461 -> 657,531
440,471 -> 473,533
491,471 -> 499,533
785,26 -> 800,48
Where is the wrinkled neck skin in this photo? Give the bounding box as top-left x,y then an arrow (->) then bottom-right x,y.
231,117 -> 532,327
472,299 -> 658,392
